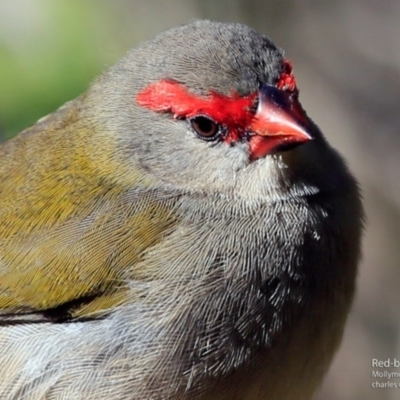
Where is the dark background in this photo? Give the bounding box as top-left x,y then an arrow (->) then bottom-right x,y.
1,1 -> 399,399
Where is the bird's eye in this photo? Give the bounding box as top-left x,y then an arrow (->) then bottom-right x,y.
189,116 -> 220,141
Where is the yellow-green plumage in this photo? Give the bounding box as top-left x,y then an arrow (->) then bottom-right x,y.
0,97 -> 177,319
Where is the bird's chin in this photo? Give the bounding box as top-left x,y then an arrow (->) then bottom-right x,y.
226,155 -> 291,203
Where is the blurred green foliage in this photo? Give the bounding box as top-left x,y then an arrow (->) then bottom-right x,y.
0,1 -> 123,139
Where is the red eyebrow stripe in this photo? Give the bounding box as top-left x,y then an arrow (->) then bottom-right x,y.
136,79 -> 256,130
277,59 -> 298,95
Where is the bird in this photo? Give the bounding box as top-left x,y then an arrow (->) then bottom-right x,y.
0,20 -> 363,400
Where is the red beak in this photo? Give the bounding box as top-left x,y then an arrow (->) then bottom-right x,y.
248,84 -> 313,160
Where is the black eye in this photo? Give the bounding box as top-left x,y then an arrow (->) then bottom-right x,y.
189,116 -> 220,141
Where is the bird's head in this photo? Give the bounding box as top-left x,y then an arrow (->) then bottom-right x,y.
89,20 -> 332,200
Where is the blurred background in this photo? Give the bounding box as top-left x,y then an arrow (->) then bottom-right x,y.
0,1 -> 398,399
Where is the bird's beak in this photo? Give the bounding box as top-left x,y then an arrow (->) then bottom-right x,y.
248,84 -> 313,160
